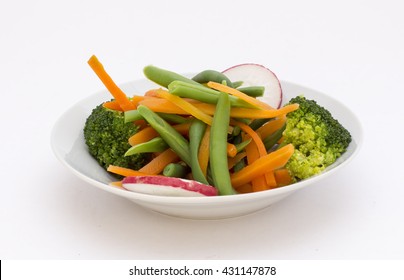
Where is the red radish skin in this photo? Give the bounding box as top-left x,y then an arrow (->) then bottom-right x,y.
222,63 -> 283,108
122,176 -> 218,197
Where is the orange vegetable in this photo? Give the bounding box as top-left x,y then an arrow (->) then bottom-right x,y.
128,126 -> 159,146
207,81 -> 272,110
230,144 -> 294,188
155,89 -> 214,125
274,168 -> 293,187
103,100 -> 123,111
198,126 -> 211,177
87,55 -> 136,111
227,143 -> 237,158
244,136 -> 268,191
256,115 -> 287,140
107,165 -> 149,177
138,148 -> 180,175
227,152 -> 247,169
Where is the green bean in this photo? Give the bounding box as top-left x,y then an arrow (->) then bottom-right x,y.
124,137 -> 168,156
249,118 -> 272,130
124,109 -> 144,123
233,158 -> 246,172
192,70 -> 233,87
125,110 -> 188,124
209,92 -> 235,195
263,123 -> 286,151
235,138 -> 252,153
143,65 -> 200,88
137,105 -> 191,166
157,113 -> 189,124
232,80 -> 244,88
168,80 -> 256,108
238,86 -> 265,97
163,163 -> 188,178
189,119 -> 209,185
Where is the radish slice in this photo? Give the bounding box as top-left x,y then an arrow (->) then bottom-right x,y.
222,63 -> 283,108
122,176 -> 218,197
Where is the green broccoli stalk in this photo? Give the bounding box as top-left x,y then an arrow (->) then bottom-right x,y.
83,103 -> 148,176
283,96 -> 352,181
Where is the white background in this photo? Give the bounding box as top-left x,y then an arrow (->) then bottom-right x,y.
1,0 -> 403,260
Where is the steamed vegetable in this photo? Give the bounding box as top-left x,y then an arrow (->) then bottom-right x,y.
84,55 -> 352,197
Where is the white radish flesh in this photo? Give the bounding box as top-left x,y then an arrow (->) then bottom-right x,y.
222,63 -> 283,108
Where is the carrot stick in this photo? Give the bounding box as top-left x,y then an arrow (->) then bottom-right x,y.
230,144 -> 294,188
274,168 -> 293,187
244,136 -> 268,191
207,81 -> 272,110
227,152 -> 247,169
256,115 -> 286,140
155,89 -> 213,126
198,126 -> 211,177
128,126 -> 159,146
234,183 -> 253,194
87,55 -> 136,111
138,148 -> 180,175
107,165 -> 149,177
103,100 -> 123,111
227,143 -> 237,158
231,120 -> 267,156
138,98 -> 187,114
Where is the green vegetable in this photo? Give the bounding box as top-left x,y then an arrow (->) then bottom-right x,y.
143,65 -> 200,88
209,93 -> 236,195
189,119 -> 209,185
263,123 -> 286,151
137,105 -> 191,166
283,96 -> 352,181
238,86 -> 265,97
83,104 -> 147,174
163,163 -> 188,178
168,80 -> 256,108
192,70 -> 233,87
125,137 -> 168,156
124,109 -> 143,123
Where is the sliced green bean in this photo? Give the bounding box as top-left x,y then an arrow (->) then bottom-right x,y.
263,123 -> 286,151
157,113 -> 189,124
249,118 -> 272,130
209,92 -> 235,195
189,119 -> 209,185
235,138 -> 252,153
168,80 -> 257,108
143,65 -> 200,88
163,163 -> 188,178
232,80 -> 244,88
238,86 -> 265,97
192,70 -> 233,88
124,109 -> 144,123
124,137 -> 168,156
137,105 -> 191,166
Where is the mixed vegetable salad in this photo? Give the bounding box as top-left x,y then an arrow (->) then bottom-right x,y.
84,55 -> 351,197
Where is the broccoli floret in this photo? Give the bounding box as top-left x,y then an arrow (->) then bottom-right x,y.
283,96 -> 352,181
83,103 -> 147,175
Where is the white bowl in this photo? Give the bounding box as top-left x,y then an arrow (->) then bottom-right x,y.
50,78 -> 363,219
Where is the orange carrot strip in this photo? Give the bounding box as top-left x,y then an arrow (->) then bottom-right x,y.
107,165 -> 149,177
87,55 -> 136,111
228,152 -> 247,169
103,100 -> 123,111
274,168 -> 293,187
207,81 -> 272,110
231,120 -> 267,156
198,126 -> 211,177
155,89 -> 214,125
234,183 -> 253,194
195,103 -> 299,119
138,98 -> 187,114
138,148 -> 180,175
227,143 -> 237,158
256,115 -> 287,140
230,144 -> 294,188
128,126 -> 159,146
244,135 -> 268,191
